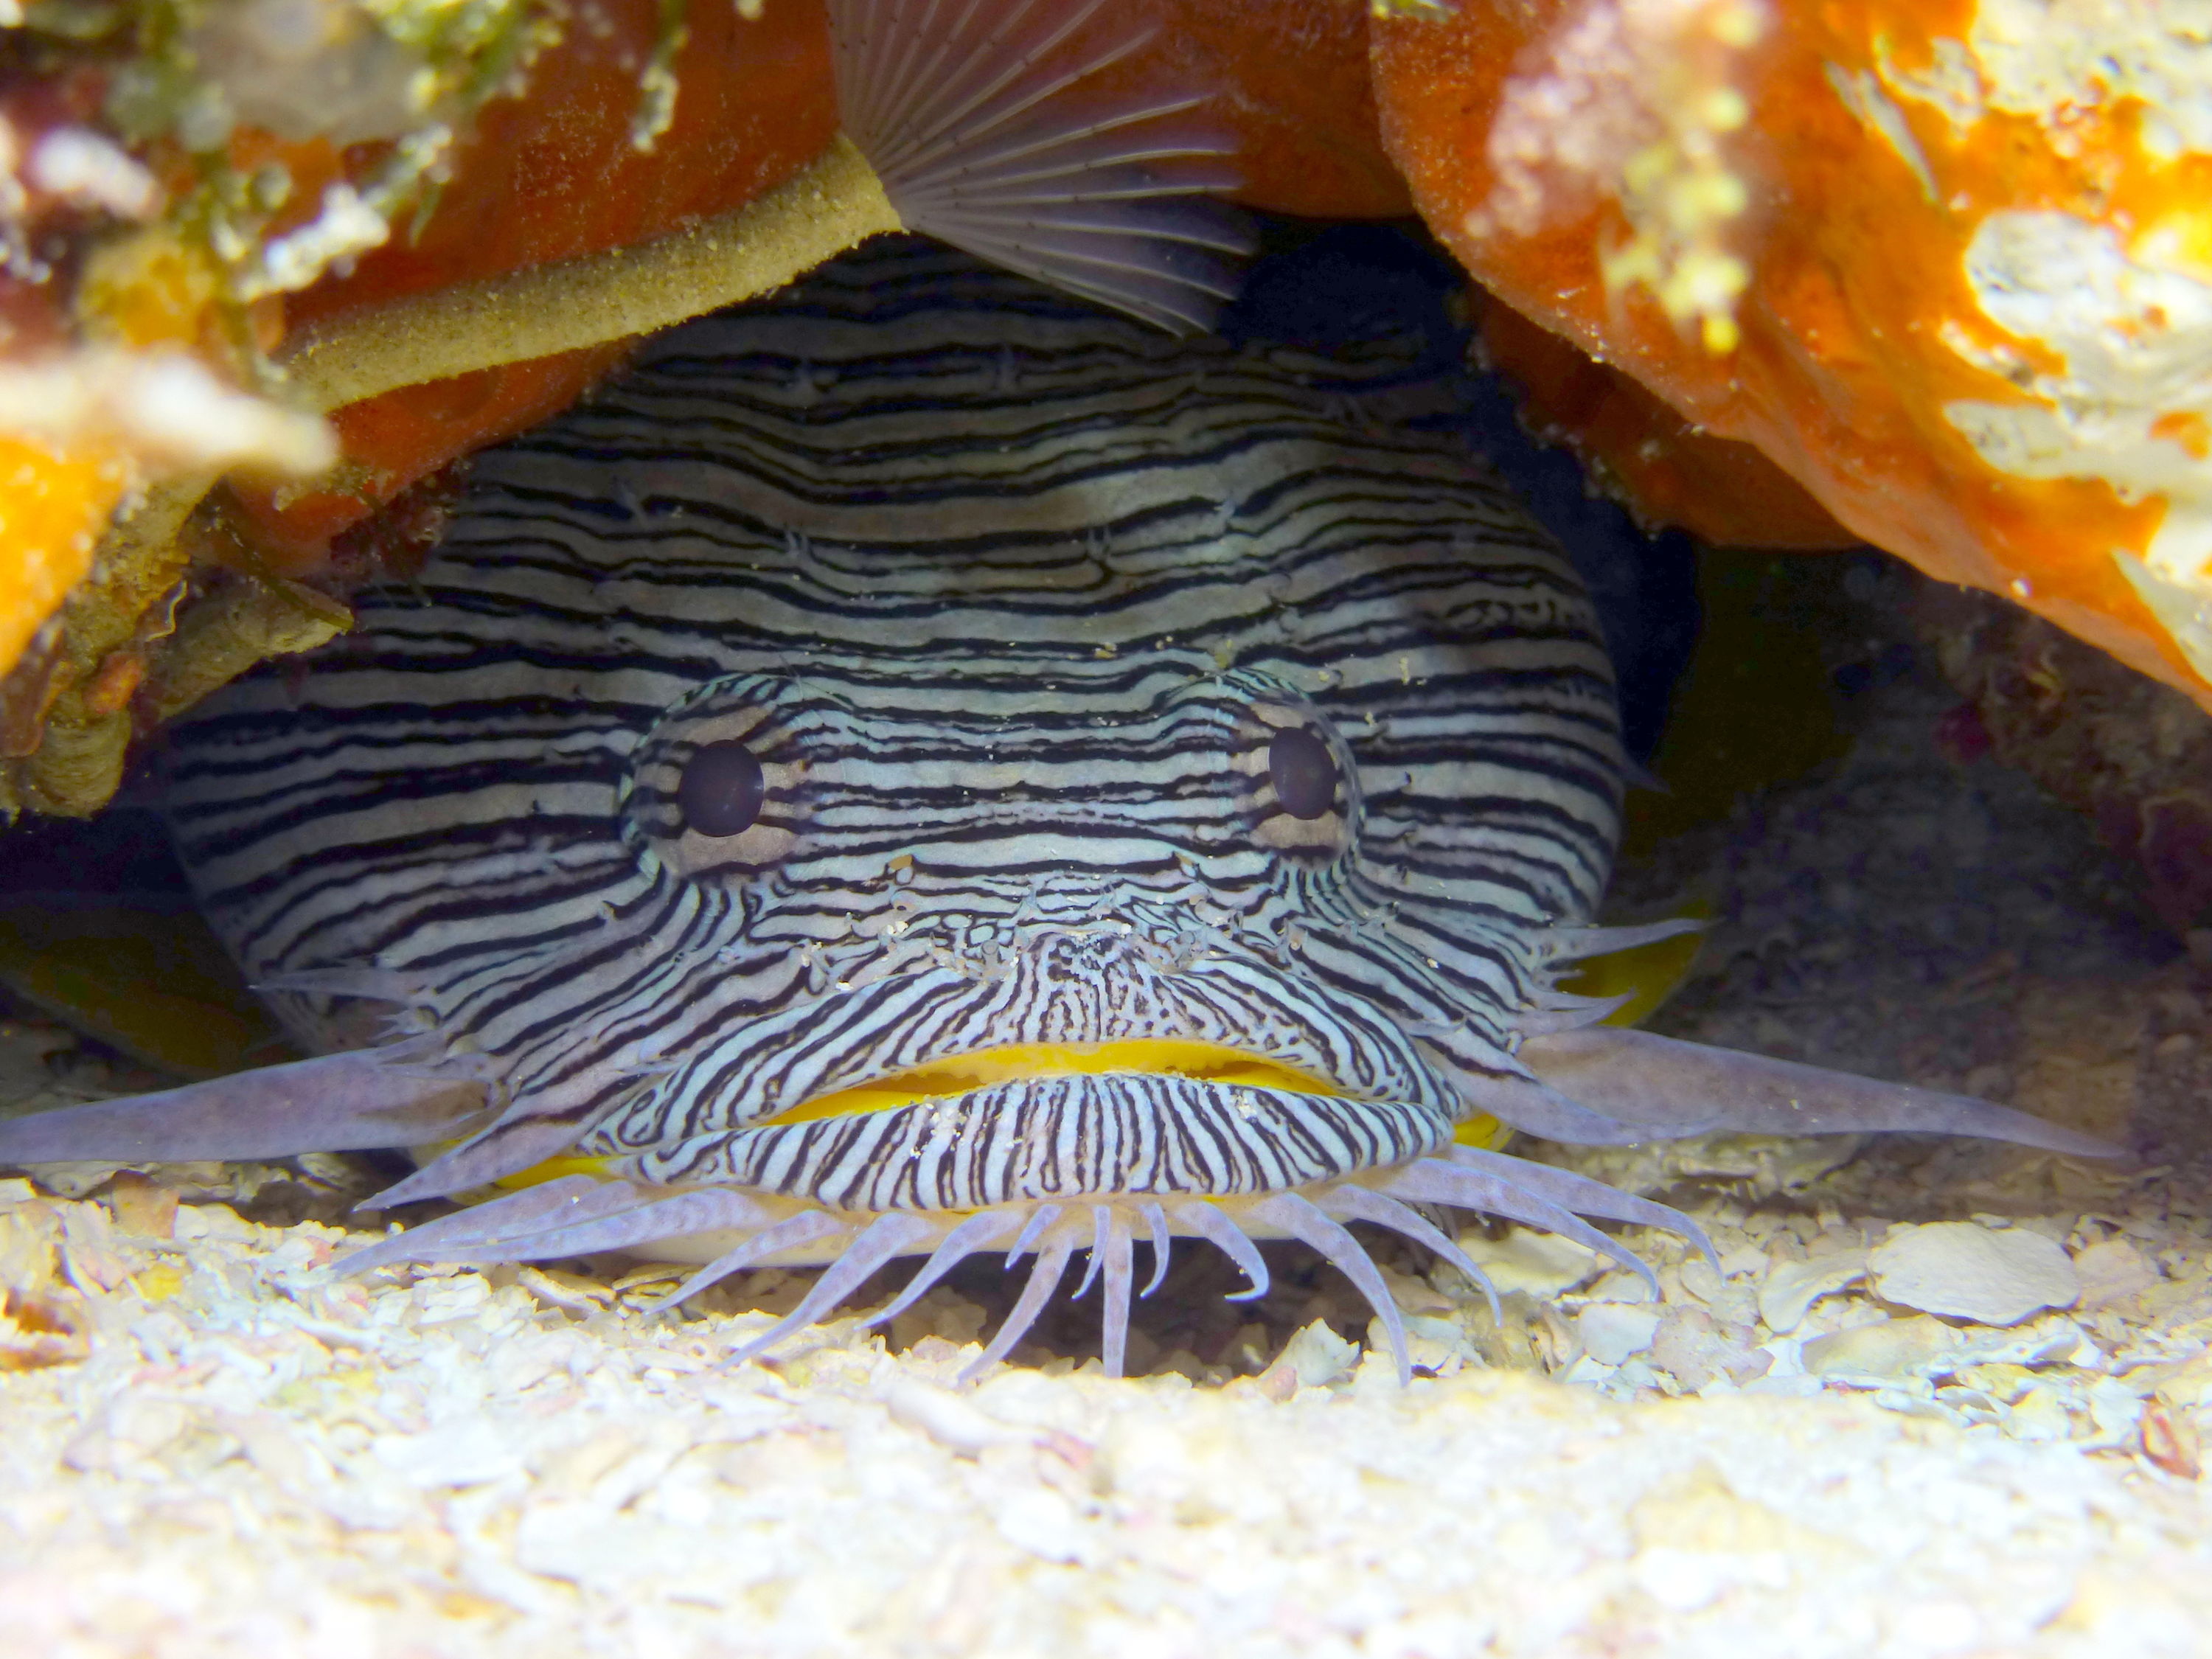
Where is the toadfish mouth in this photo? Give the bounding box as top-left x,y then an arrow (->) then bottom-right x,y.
753,1040 -> 1357,1127
643,1040 -> 1467,1211
627,1035 -> 1472,1223
339,1035 -> 1718,1385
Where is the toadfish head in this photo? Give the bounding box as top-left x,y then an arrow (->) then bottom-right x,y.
0,230 -> 2120,1383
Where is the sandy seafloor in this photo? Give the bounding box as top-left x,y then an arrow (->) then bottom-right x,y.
4,560 -> 2212,1658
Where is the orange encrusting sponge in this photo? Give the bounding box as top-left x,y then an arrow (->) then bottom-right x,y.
0,439 -> 130,685
1475,296 -> 1854,550
226,0 -> 839,566
1371,0 -> 2212,709
227,0 -> 1408,574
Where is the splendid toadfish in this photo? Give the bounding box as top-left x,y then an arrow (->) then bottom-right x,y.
0,0 -> 2112,1382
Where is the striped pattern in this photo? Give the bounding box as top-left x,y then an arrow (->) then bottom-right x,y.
665,1077 -> 1451,1210
165,237 -> 1624,1206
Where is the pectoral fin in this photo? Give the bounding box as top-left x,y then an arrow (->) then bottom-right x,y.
0,1051 -> 488,1169
1519,1026 -> 2122,1159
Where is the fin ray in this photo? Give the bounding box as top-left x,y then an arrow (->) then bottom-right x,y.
961,1230 -> 1075,1381
1521,1027 -> 2124,1158
865,1208 -> 1026,1329
732,1212 -> 937,1361
1169,1199 -> 1270,1301
1377,1157 -> 1669,1303
1536,918 -> 1708,962
1098,1206 -> 1135,1379
1323,1183 -> 1503,1326
830,0 -> 1248,333
0,1051 -> 485,1169
1248,1191 -> 1410,1385
1442,1146 -> 1720,1273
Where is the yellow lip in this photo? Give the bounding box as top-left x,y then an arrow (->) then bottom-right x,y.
489,1038 -> 1512,1194
757,1039 -> 1345,1125
487,1043 -> 1341,1192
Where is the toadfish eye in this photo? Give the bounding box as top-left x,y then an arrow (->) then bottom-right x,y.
678,740 -> 766,837
1268,727 -> 1338,820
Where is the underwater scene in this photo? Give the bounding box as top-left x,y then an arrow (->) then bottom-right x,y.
0,2 -> 2208,1655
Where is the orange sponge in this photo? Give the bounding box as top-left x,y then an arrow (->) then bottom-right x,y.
1373,0 -> 2212,707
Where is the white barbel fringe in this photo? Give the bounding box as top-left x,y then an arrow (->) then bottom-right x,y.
334,1145 -> 1712,1385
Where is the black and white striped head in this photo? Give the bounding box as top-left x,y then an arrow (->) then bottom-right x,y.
606,655 -> 1490,1183
5,242 -> 2108,1383
141,243 -> 1644,1368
